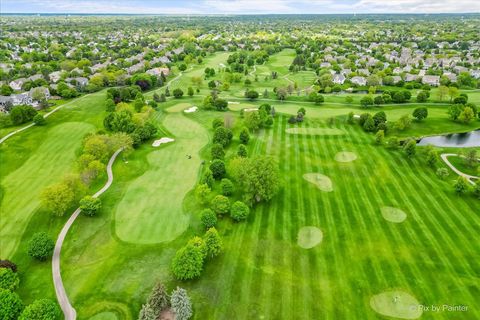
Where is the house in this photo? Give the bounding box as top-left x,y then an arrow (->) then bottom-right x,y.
320,62 -> 331,68
126,62 -> 145,74
471,70 -> 480,79
49,71 -> 62,83
422,75 -> 440,86
392,76 -> 402,84
404,74 -> 419,82
357,68 -> 370,76
418,70 -> 426,77
29,87 -> 51,102
443,72 -> 457,82
9,78 -> 27,91
392,67 -> 402,74
66,77 -> 89,87
351,76 -> 366,86
146,67 -> 170,77
11,93 -> 33,106
333,74 -> 346,85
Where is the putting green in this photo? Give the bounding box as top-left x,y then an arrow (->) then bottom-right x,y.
303,173 -> 333,192
0,121 -> 94,258
115,113 -> 208,244
167,102 -> 193,113
297,226 -> 323,249
88,312 -> 118,320
286,127 -> 345,136
381,207 -> 407,223
370,290 -> 422,319
334,151 -> 357,162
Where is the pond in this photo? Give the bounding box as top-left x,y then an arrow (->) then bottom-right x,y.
417,130 -> 480,147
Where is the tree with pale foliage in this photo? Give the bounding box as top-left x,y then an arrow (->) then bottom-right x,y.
171,287 -> 192,320
138,303 -> 156,320
41,182 -> 75,216
454,176 -> 469,195
147,282 -> 170,316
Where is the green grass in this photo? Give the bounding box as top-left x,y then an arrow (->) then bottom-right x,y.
115,112 -> 208,244
446,155 -> 479,177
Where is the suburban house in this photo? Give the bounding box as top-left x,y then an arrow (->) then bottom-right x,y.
66,77 -> 89,87
49,71 -> 62,83
443,72 -> 457,82
422,75 -> 440,86
333,73 -> 346,84
146,67 -> 170,77
9,78 -> 26,91
351,76 -> 367,86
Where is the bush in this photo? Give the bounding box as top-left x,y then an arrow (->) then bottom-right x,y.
403,139 -> 417,158
0,268 -> 19,291
212,118 -> 223,129
200,209 -> 217,229
19,299 -> 60,320
237,144 -> 248,157
360,95 -> 374,108
220,178 -> 234,196
211,143 -> 225,160
0,289 -> 23,320
33,114 -> 46,126
195,183 -> 211,205
211,195 -> 230,215
173,88 -> 184,98
209,160 -> 226,180
239,127 -> 250,144
230,201 -> 250,222
28,232 -> 54,261
171,242 -> 205,280
436,168 -> 449,180
203,227 -> 223,258
454,176 -> 469,194
79,196 -> 101,217
10,105 -> 38,125
413,107 -> 428,121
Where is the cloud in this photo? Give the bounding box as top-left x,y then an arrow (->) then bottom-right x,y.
2,0 -> 480,14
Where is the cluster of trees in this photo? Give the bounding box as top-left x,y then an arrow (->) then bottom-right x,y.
242,103 -> 275,130
171,228 -> 223,280
202,92 -> 228,111
0,260 -> 61,319
8,105 -> 38,125
360,89 -> 412,108
129,72 -> 166,91
288,107 -> 306,124
138,282 -> 192,320
448,102 -> 479,124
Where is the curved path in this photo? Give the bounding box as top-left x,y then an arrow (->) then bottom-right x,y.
441,153 -> 479,185
52,148 -> 123,320
0,93 -> 93,145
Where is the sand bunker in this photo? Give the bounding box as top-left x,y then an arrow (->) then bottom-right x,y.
184,106 -> 198,113
297,226 -> 323,249
303,173 -> 333,192
335,151 -> 357,163
370,290 -> 422,319
152,137 -> 175,147
286,128 -> 345,136
353,114 -> 361,119
244,108 -> 259,112
381,207 -> 407,223
228,101 -> 240,104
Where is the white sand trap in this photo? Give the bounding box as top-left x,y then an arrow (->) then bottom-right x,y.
335,151 -> 357,163
381,207 -> 407,223
353,114 -> 361,119
244,108 -> 259,112
303,173 -> 333,192
228,101 -> 240,104
370,290 -> 422,319
286,128 -> 345,136
152,137 -> 175,147
297,226 -> 323,249
184,106 -> 198,113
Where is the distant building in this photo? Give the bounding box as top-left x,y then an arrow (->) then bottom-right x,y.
422,75 -> 440,86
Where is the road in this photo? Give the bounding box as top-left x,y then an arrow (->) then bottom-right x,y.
440,153 -> 479,185
52,148 -> 123,320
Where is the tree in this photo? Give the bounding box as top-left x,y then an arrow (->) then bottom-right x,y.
203,227 -> 223,258
375,130 -> 384,145
230,201 -> 250,222
404,139 -> 417,158
200,209 -> 217,229
79,196 -> 101,217
19,299 -> 60,320
360,95 -> 374,108
9,105 -> 37,125
195,183 -> 211,205
0,268 -> 19,291
473,182 -> 480,200
138,303 -> 156,320
363,116 -> 375,132
245,90 -> 259,100
212,118 -> 224,130
0,260 -> 17,273
41,182 -> 75,216
171,242 -> 205,280
465,150 -> 478,168
211,143 -> 225,160
230,156 -> 280,204
373,111 -> 386,126
425,146 -> 438,167
395,114 -> 412,131
237,144 -> 248,158
413,107 -> 428,121
459,106 -> 474,123
416,91 -> 428,103
147,282 -> 170,316
214,98 -> 228,111
454,176 -> 469,195
211,195 -> 230,215
0,289 -> 23,320
33,114 -> 46,126
210,160 -> 226,180
28,232 -> 54,261
200,170 -> 214,188
173,88 -> 184,98
374,95 -> 384,105
436,168 -> 449,179
220,178 -> 234,196
213,127 -> 231,147
239,127 -> 250,144
244,111 -> 262,131
436,85 -> 449,101
448,86 -> 459,102
171,287 -> 192,320
187,87 -> 194,97
448,104 -> 463,121
134,98 -> 144,112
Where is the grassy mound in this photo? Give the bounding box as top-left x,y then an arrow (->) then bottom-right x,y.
297,226 -> 323,249
115,113 -> 207,244
334,151 -> 357,162
370,290 -> 422,319
303,173 -> 333,192
286,127 -> 345,136
381,206 -> 407,223
166,102 -> 192,113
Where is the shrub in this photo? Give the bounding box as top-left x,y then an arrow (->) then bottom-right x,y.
211,195 -> 230,215
413,107 -> 428,121
0,268 -> 19,291
211,143 -> 225,160
239,127 -> 250,144
19,299 -> 60,320
360,95 -> 374,108
195,183 -> 211,205
203,227 -> 223,258
209,160 -> 226,180
171,242 -> 205,280
171,287 -> 192,320
173,88 -> 184,98
200,170 -> 214,188
0,289 -> 23,320
212,118 -> 223,129
403,139 -> 417,158
454,176 -> 469,194
436,168 -> 449,179
230,201 -> 250,222
200,209 -> 217,229
220,178 -> 234,196
237,144 -> 248,158
27,232 -> 54,261
79,196 -> 101,217
33,114 -> 46,126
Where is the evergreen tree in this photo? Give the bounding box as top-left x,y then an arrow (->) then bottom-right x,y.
148,282 -> 170,315
171,287 -> 193,320
138,303 -> 156,320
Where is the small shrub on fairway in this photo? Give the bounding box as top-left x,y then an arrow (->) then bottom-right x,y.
203,227 -> 223,258
0,289 -> 23,320
220,178 -> 234,196
436,168 -> 449,180
79,196 -> 101,216
209,160 -> 226,180
211,195 -> 230,215
19,299 -> 60,320
28,232 -> 54,261
0,268 -> 19,291
200,209 -> 217,229
230,201 -> 250,221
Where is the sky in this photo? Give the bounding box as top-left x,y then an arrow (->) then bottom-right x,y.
2,0 -> 480,14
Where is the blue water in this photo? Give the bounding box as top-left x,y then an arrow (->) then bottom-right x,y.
418,130 -> 480,147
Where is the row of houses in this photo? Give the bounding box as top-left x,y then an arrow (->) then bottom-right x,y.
0,87 -> 51,113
